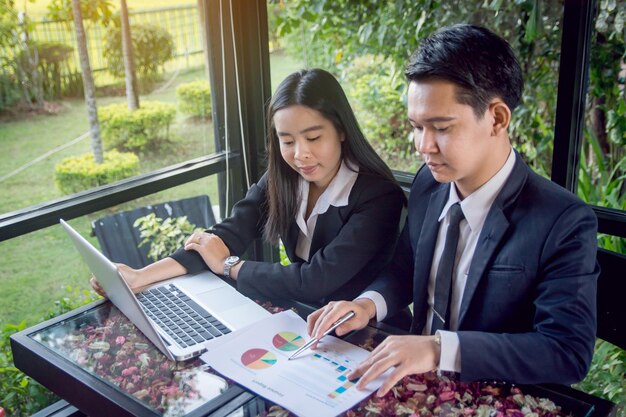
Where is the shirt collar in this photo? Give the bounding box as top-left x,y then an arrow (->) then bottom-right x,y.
296,160 -> 359,224
438,149 -> 516,232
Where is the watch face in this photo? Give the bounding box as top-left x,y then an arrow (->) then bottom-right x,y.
226,256 -> 240,266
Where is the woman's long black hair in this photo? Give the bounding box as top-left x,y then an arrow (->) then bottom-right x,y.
263,68 -> 399,244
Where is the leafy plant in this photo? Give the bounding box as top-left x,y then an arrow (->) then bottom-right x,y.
46,0 -> 114,27
134,213 -> 202,262
15,40 -> 75,102
54,150 -> 140,195
98,101 -> 176,152
176,80 -> 212,119
0,286 -> 99,417
576,340 -> 626,417
279,241 -> 290,266
343,55 -> 415,172
103,23 -> 174,86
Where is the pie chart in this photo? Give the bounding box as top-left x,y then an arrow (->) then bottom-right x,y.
241,348 -> 277,370
272,331 -> 305,351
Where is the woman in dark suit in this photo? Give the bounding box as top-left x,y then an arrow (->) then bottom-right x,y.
92,69 -> 405,307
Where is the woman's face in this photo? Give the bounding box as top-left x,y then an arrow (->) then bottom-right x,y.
273,105 -> 344,190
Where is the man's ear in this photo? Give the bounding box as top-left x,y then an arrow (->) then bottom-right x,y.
489,101 -> 511,136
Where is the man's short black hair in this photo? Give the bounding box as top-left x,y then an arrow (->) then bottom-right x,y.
405,24 -> 523,118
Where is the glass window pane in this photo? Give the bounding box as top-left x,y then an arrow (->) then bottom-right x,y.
579,4 -> 625,251
0,175 -> 218,327
267,1 -> 562,176
1,2 -> 213,216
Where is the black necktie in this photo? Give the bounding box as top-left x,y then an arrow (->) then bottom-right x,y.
431,202 -> 465,334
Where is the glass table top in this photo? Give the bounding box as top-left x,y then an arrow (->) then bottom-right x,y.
30,302 -> 232,417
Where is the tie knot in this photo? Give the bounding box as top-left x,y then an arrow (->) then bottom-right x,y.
448,203 -> 464,226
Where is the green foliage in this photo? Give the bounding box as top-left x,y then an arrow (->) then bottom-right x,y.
98,101 -> 176,152
0,321 -> 58,416
276,0 -> 564,174
54,149 -> 140,194
134,213 -> 202,262
16,40 -> 75,101
0,286 -> 98,417
578,129 -> 626,252
343,55 -> 415,172
40,285 -> 101,321
176,80 -> 212,119
0,0 -> 17,52
279,241 -> 290,266
103,23 -> 174,83
0,71 -> 20,112
576,340 -> 626,416
46,0 -> 114,26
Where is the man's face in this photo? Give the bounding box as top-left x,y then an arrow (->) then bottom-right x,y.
407,79 -> 497,198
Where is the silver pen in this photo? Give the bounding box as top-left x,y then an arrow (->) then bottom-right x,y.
288,311 -> 356,360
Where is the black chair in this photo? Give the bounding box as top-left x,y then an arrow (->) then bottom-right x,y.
91,195 -> 216,269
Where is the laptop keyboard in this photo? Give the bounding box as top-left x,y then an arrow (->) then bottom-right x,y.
137,284 -> 231,348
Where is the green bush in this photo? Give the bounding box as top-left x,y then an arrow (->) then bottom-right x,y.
134,213 -> 202,262
344,55 -> 415,172
176,80 -> 212,119
0,70 -> 20,112
0,286 -> 99,417
0,321 -> 58,416
576,340 -> 626,416
98,101 -> 176,152
17,41 -> 74,101
103,23 -> 174,84
54,150 -> 139,195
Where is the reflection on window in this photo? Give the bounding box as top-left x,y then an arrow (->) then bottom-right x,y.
268,1 -> 562,175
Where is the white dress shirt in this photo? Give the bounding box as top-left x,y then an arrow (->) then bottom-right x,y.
294,160 -> 359,261
361,149 -> 516,373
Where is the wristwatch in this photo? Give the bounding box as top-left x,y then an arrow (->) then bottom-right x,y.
223,255 -> 241,279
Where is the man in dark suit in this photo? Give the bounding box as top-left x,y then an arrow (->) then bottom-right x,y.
307,24 -> 599,396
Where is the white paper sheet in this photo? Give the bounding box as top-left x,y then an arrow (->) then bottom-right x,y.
201,310 -> 389,417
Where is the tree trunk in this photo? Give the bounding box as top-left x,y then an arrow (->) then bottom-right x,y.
120,0 -> 139,110
71,0 -> 103,163
591,96 -> 610,155
197,0 -> 210,80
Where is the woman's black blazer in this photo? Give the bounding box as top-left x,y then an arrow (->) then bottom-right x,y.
170,170 -> 405,306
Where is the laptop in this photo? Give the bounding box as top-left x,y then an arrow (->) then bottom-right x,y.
60,219 -> 271,361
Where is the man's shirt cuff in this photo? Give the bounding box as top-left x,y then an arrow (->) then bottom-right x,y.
437,330 -> 461,373
356,291 -> 387,322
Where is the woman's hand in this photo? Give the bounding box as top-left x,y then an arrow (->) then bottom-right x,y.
184,231 -> 230,275
348,335 -> 440,397
89,258 -> 187,296
90,263 -> 143,296
306,299 -> 375,349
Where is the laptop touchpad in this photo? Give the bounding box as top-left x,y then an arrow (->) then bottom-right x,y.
195,286 -> 247,312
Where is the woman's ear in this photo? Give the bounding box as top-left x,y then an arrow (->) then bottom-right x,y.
489,101 -> 511,136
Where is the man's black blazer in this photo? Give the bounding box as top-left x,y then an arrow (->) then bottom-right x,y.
368,151 -> 599,385
171,170 -> 405,306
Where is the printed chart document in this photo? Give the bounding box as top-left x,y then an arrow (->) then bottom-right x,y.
201,310 -> 389,417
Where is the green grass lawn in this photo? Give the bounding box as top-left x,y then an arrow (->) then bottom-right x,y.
0,51 -> 303,326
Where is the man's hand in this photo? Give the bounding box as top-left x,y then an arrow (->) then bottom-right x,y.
349,335 -> 440,397
307,299 -> 375,349
184,231 -> 230,274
